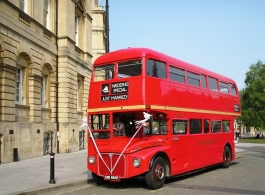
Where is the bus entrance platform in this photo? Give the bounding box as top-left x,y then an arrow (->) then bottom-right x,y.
0,143 -> 263,195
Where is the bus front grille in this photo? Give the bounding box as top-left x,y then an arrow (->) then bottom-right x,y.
98,153 -> 126,177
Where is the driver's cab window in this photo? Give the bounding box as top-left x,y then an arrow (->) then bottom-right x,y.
144,120 -> 168,135
89,114 -> 110,139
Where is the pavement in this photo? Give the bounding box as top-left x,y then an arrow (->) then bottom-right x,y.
0,142 -> 265,195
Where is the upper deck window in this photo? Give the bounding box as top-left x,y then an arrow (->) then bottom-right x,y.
187,72 -> 200,87
208,77 -> 218,92
169,66 -> 185,83
118,60 -> 142,78
94,64 -> 114,81
220,82 -> 228,94
146,59 -> 167,79
229,84 -> 237,96
201,75 -> 207,89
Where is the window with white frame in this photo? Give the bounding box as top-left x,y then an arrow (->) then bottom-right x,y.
41,76 -> 46,107
75,16 -> 79,46
19,0 -> 28,13
15,68 -> 22,104
44,0 -> 50,29
19,0 -> 25,11
94,0 -> 100,6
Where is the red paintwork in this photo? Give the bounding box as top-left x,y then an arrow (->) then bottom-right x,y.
87,48 -> 241,181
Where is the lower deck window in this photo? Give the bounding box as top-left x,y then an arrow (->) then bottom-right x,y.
173,119 -> 188,134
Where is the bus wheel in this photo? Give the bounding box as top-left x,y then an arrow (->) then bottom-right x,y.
145,156 -> 166,189
92,173 -> 105,185
222,146 -> 231,168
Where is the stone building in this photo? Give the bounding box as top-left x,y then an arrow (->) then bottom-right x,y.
92,0 -> 107,62
0,0 -> 107,163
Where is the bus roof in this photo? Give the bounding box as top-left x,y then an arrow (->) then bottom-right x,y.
94,47 -> 236,84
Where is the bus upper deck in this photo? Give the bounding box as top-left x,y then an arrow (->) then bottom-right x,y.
88,47 -> 240,115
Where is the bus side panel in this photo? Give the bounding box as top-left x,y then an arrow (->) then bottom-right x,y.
145,78 -> 169,107
171,134 -> 190,175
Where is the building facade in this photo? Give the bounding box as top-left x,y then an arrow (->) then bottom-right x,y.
92,0 -> 106,62
0,0 -> 106,164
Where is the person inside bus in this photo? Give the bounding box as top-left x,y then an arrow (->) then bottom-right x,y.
113,115 -> 125,136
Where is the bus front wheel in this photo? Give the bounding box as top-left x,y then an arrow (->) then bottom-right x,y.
145,156 -> 166,189
222,146 -> 231,168
92,172 -> 105,185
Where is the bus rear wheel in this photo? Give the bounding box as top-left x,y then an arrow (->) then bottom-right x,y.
222,146 -> 231,168
145,156 -> 166,189
92,172 -> 105,185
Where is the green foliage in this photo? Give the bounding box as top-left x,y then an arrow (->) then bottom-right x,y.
240,61 -> 265,129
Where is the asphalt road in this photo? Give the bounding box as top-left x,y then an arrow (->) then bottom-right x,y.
42,146 -> 265,195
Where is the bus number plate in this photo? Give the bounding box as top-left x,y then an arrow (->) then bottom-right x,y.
104,175 -> 120,181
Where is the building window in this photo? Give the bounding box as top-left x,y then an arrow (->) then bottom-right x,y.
44,0 -> 50,29
77,77 -> 83,111
94,0 -> 100,6
15,68 -> 22,104
75,16 -> 79,46
41,76 -> 46,107
19,0 -> 28,13
19,0 -> 25,11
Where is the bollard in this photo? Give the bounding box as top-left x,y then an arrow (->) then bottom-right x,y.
49,152 -> 56,184
13,148 -> 19,162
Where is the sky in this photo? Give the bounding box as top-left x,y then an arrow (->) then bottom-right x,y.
103,0 -> 265,90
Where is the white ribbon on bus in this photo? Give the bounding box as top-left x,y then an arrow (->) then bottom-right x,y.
79,112 -> 151,174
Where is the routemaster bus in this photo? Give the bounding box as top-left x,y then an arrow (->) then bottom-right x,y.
86,47 -> 241,189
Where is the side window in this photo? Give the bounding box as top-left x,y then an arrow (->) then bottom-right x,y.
208,77 -> 218,92
173,119 -> 188,134
118,59 -> 142,78
204,119 -> 209,133
187,72 -> 200,87
169,66 -> 185,83
220,82 -> 228,94
94,64 -> 114,81
229,84 -> 237,96
159,120 -> 168,134
190,119 -> 202,134
146,59 -> 167,79
222,120 -> 230,132
211,121 -> 221,133
201,75 -> 207,89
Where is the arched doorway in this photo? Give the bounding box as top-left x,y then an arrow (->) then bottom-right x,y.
43,131 -> 53,155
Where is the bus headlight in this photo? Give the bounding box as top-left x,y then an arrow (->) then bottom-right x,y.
88,156 -> 95,164
132,158 -> 141,168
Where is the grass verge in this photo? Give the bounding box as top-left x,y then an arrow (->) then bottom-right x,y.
239,137 -> 265,144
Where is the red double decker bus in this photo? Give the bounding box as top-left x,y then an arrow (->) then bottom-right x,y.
87,48 -> 240,189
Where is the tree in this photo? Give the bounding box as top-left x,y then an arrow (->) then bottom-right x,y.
240,61 -> 265,129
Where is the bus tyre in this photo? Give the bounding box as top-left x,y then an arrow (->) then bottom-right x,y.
222,146 -> 231,168
92,172 -> 105,185
145,156 -> 166,189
